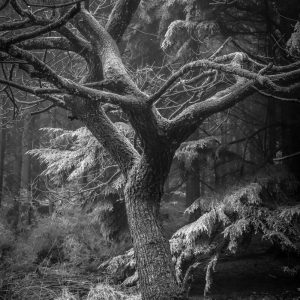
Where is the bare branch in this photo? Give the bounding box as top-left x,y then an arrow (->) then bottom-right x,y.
31,103 -> 56,115
0,0 -> 9,11
82,104 -> 140,174
19,37 -> 78,52
78,8 -> 143,96
57,26 -> 92,54
0,19 -> 31,31
269,68 -> 300,83
273,151 -> 300,161
25,0 -> 83,8
168,80 -> 255,142
1,44 -> 140,108
106,0 -> 141,43
0,78 -> 66,109
147,56 -> 288,105
0,78 -> 61,95
4,4 -> 80,46
209,37 -> 232,60
10,0 -> 40,21
252,86 -> 300,104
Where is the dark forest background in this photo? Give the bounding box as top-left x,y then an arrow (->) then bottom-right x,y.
0,1 -> 300,299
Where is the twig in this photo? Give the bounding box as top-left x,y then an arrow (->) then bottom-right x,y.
31,104 -> 56,115
4,4 -> 80,46
24,0 -> 84,8
273,151 -> 300,161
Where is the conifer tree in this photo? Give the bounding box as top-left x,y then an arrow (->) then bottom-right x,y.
1,1 -> 300,299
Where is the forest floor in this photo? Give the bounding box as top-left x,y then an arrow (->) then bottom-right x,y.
190,282 -> 300,299
0,265 -> 140,300
1,265 -> 300,300
189,261 -> 300,299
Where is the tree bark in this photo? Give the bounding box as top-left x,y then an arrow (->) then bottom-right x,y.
124,155 -> 185,300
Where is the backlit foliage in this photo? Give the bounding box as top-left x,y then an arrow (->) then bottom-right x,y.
175,136 -> 220,170
287,22 -> 300,56
171,166 -> 300,292
29,124 -> 132,185
28,125 -> 134,240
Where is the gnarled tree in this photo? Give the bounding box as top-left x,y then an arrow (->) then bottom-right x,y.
1,0 -> 300,299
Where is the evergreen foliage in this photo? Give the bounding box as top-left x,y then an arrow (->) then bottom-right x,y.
172,166 -> 300,253
175,136 -> 220,170
28,125 -> 133,240
171,166 -> 300,293
29,125 -> 130,186
287,22 -> 300,56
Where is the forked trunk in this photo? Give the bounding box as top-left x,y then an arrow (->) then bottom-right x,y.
124,156 -> 185,300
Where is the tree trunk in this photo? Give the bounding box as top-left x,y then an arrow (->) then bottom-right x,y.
185,131 -> 200,221
0,99 -> 7,207
185,158 -> 200,222
281,103 -> 300,180
20,112 -> 31,196
0,125 -> 6,207
12,128 -> 22,194
186,160 -> 200,207
20,111 -> 33,225
124,155 -> 185,300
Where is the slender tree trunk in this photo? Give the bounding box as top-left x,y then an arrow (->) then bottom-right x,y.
185,157 -> 200,222
20,112 -> 31,196
186,160 -> 200,205
124,155 -> 185,300
0,125 -> 6,207
20,111 -> 33,225
13,123 -> 22,193
185,131 -> 200,222
0,99 -> 7,207
282,103 -> 300,180
30,114 -> 41,201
